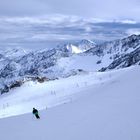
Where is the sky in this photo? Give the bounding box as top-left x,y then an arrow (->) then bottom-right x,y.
0,0 -> 140,21
0,0 -> 139,50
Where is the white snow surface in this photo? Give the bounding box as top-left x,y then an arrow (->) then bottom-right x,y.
0,66 -> 140,140
66,44 -> 85,53
57,54 -> 112,72
0,47 -> 28,58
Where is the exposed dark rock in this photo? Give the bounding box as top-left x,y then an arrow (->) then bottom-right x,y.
101,47 -> 140,70
9,80 -> 23,90
96,60 -> 102,64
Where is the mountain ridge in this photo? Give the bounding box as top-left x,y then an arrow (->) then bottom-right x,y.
0,35 -> 140,94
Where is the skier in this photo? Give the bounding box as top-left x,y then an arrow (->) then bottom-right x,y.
32,108 -> 40,119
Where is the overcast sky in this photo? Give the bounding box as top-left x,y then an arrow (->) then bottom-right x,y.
0,0 -> 140,21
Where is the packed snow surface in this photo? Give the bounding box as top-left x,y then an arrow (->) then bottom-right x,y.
0,66 -> 140,140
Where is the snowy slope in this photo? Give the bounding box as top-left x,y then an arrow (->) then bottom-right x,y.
0,67 -> 120,118
0,66 -> 140,140
56,54 -> 112,72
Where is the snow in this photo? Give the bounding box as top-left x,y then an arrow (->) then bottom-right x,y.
0,68 -> 118,118
0,47 -> 28,58
0,66 -> 140,140
66,44 -> 85,53
57,54 -> 113,72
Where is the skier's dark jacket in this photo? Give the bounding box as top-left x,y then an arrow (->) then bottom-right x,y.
32,108 -> 38,115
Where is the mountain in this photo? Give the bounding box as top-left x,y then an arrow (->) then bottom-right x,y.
0,46 -> 83,94
100,46 -> 140,71
0,35 -> 140,94
56,34 -> 140,73
57,39 -> 96,54
85,34 -> 140,71
0,47 -> 28,59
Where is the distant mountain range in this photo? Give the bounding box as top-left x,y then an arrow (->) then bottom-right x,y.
0,34 -> 140,94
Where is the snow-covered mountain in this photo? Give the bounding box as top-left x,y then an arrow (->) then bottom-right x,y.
57,39 -> 96,54
0,47 -> 28,59
0,45 -> 84,94
0,35 -> 140,95
85,34 -> 140,71
57,34 -> 140,72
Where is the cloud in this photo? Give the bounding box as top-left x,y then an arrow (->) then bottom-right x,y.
0,0 -> 139,22
38,0 -> 140,21
0,15 -> 139,50
0,0 -> 52,16
126,28 -> 140,35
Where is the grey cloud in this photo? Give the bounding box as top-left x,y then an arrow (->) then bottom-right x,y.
0,0 -> 139,21
0,0 -> 52,16
38,0 -> 140,21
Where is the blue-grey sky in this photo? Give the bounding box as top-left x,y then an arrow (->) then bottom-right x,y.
0,0 -> 140,21
0,0 -> 140,50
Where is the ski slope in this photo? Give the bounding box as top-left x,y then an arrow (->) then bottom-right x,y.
0,67 -> 126,118
0,66 -> 140,140
57,54 -> 113,72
